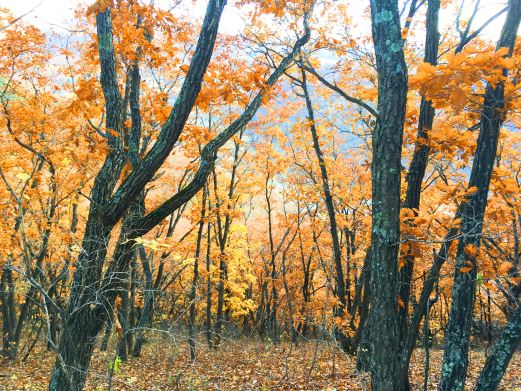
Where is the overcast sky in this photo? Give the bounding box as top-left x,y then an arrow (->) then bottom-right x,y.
2,0 -> 510,45
1,0 -> 245,34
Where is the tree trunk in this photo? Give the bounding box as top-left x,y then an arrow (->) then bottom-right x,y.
300,65 -> 350,352
49,219 -> 115,391
367,1 -> 408,389
132,247 -> 156,356
1,265 -> 16,359
48,0 -> 311,387
205,221 -> 214,349
475,304 -> 521,391
396,2 -> 441,387
398,0 -> 440,344
188,185 -> 207,362
440,2 -> 521,389
48,2 -> 227,388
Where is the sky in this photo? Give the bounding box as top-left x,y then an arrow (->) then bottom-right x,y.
2,0 -> 509,42
2,0 -> 513,55
2,0 -> 86,29
1,0 -> 245,34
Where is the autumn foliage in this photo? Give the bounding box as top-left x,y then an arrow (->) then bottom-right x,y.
1,0 -> 521,390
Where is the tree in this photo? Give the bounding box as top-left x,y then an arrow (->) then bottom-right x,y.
1,1 -> 521,390
440,1 -> 521,389
47,0 -> 312,389
365,1 -> 408,390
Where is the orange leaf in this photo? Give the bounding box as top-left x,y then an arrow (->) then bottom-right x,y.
464,244 -> 479,258
121,162 -> 131,179
106,128 -> 120,138
464,186 -> 478,196
398,258 -> 406,271
498,262 -> 513,274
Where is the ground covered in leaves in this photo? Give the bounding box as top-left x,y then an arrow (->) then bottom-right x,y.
1,337 -> 520,390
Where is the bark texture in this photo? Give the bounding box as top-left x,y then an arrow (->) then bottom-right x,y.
439,2 -> 521,389
367,1 -> 408,389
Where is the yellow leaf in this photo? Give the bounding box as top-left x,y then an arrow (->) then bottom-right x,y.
181,258 -> 196,267
450,88 -> 467,112
16,172 -> 30,182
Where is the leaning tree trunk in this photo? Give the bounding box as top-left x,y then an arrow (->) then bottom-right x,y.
49,218 -> 118,391
439,2 -> 521,389
365,1 -> 408,390
475,303 -> 521,391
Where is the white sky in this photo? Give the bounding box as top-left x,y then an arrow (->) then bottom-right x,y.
1,0 -> 245,34
3,0 -> 90,29
1,0 -> 510,45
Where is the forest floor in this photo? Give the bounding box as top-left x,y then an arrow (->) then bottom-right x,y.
1,336 -> 520,390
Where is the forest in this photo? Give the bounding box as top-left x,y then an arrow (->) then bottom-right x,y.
0,0 -> 521,389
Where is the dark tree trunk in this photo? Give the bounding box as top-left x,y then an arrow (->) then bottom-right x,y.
215,255 -> 227,345
132,247 -> 157,356
366,1 -> 408,389
299,65 -> 350,352
188,185 -> 208,362
281,252 -> 297,344
264,177 -> 279,344
214,132 -> 243,345
205,221 -> 214,349
475,304 -> 521,391
127,258 -> 137,354
49,219 -> 116,391
396,0 -> 440,388
399,224 -> 459,383
100,315 -> 113,352
440,2 -> 521,389
48,2 -> 226,388
258,279 -> 268,340
106,195 -> 146,360
1,266 -> 17,359
398,0 -> 440,343
353,249 -> 371,356
356,263 -> 372,371
117,287 -> 130,361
